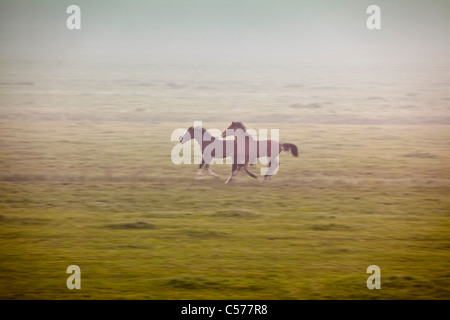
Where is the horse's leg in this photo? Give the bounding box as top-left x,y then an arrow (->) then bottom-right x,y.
261,158 -> 279,183
225,163 -> 235,184
225,164 -> 239,184
206,164 -> 219,178
196,159 -> 205,180
261,162 -> 269,183
243,163 -> 257,179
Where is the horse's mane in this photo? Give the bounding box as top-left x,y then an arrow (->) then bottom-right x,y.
202,128 -> 215,141
232,121 -> 246,131
189,126 -> 216,141
188,126 -> 207,133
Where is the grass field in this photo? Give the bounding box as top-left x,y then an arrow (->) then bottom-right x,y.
0,0 -> 449,302
1,120 -> 449,299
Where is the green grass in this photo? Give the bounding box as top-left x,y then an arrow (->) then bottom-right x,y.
0,121 -> 449,299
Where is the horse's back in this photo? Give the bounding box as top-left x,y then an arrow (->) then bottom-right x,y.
257,139 -> 280,158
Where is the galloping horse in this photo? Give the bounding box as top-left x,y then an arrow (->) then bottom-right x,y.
221,121 -> 298,183
179,126 -> 257,180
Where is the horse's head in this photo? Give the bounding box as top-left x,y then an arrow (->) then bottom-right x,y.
179,126 -> 195,144
221,121 -> 246,138
180,126 -> 208,144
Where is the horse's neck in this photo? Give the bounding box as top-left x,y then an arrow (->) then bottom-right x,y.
235,130 -> 254,141
194,130 -> 215,147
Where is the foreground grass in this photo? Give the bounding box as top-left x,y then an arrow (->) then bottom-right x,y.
0,121 -> 449,299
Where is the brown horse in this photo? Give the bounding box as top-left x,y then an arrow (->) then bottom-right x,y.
221,121 -> 298,183
179,126 -> 257,181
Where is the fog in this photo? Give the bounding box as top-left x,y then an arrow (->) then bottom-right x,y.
0,0 -> 448,64
0,0 -> 448,125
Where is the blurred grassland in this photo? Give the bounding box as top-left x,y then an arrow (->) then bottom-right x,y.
0,120 -> 449,299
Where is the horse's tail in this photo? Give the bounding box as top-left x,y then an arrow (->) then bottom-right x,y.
282,143 -> 299,157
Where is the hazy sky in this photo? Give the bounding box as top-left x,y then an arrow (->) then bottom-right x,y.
0,0 -> 448,63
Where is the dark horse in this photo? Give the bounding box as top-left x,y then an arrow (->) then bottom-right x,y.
179,126 -> 257,181
221,121 -> 298,183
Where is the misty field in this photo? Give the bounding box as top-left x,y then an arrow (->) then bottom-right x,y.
1,0 -> 449,302
1,120 -> 449,299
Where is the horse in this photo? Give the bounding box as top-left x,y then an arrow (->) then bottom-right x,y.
179,126 -> 257,181
221,121 -> 299,183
